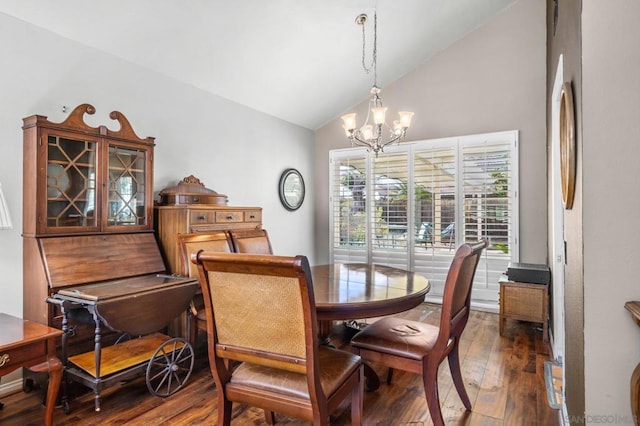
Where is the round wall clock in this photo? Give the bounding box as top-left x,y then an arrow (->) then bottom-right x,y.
279,168 -> 305,211
560,82 -> 576,209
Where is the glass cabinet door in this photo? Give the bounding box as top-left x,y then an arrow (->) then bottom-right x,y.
107,145 -> 148,227
46,133 -> 98,230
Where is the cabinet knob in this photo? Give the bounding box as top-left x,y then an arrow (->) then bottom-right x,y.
226,215 -> 233,220
193,197 -> 199,202
0,354 -> 10,367
249,215 -> 256,219
198,215 -> 205,220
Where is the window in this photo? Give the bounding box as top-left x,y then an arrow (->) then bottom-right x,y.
329,131 -> 518,307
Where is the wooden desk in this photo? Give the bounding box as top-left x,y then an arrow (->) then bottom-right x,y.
0,313 -> 63,426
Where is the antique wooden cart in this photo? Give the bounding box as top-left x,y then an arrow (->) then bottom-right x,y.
47,272 -> 198,413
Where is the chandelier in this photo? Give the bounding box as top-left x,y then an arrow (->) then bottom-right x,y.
341,11 -> 414,156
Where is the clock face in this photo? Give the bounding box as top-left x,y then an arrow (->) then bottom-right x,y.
279,169 -> 305,211
559,82 -> 576,209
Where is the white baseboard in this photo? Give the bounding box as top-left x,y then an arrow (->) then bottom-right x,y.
0,376 -> 23,398
424,295 -> 499,314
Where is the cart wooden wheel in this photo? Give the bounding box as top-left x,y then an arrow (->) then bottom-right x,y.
146,338 -> 194,397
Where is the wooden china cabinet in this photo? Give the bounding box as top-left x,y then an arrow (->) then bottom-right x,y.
22,103 -> 155,327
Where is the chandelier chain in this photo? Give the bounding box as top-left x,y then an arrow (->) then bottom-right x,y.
360,12 -> 377,87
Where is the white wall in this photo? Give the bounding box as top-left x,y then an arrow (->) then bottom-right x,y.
582,1 -> 640,419
0,13 -> 315,318
313,0 -> 547,265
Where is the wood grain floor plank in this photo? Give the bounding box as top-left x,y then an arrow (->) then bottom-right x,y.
473,342 -> 511,420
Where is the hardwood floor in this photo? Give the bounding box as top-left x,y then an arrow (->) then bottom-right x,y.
0,304 -> 560,425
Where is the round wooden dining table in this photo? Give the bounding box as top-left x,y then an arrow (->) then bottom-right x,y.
312,263 -> 431,325
311,263 -> 430,390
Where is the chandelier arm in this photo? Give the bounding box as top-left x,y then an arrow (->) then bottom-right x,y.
351,133 -> 402,153
380,133 -> 402,149
350,135 -> 375,149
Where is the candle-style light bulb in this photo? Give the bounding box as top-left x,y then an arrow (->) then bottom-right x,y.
398,111 -> 414,128
341,113 -> 357,131
361,124 -> 373,141
392,120 -> 403,136
371,107 -> 387,125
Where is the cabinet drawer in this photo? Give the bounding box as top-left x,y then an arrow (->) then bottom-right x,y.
0,341 -> 46,371
175,194 -> 226,205
244,210 -> 261,223
189,210 -> 216,224
215,211 -> 243,223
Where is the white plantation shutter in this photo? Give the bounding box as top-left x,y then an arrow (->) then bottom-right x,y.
371,151 -> 409,269
412,141 -> 458,297
460,135 -> 517,303
330,153 -> 368,264
329,131 -> 518,307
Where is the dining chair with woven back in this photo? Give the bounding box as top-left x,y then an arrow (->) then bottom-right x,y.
177,231 -> 234,347
229,228 -> 273,254
193,251 -> 364,426
350,239 -> 488,426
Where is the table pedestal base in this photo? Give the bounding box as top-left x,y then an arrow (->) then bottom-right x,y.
318,320 -> 380,391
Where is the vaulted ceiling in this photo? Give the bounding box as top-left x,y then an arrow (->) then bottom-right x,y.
0,0 -> 518,129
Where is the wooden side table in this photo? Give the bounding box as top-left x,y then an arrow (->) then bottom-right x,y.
0,313 -> 63,426
499,277 -> 548,342
625,301 -> 640,426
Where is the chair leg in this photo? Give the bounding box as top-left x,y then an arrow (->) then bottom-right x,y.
423,363 -> 444,426
351,366 -> 364,426
386,367 -> 394,385
448,342 -> 471,410
188,314 -> 196,348
264,410 -> 275,425
217,393 -> 232,426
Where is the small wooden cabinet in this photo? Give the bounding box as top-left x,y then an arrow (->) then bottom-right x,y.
499,277 -> 548,342
154,176 -> 262,274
